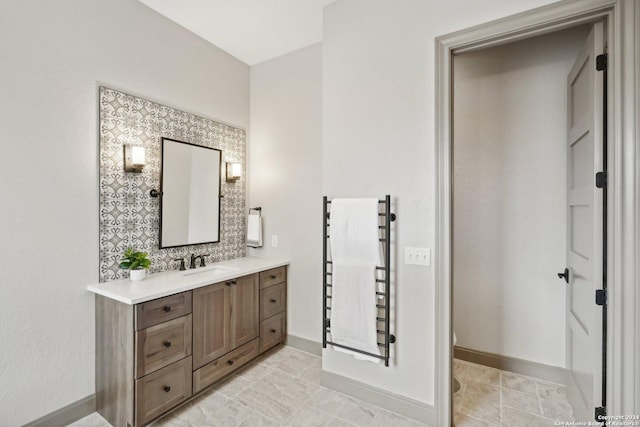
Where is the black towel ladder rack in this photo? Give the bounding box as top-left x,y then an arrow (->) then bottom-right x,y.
322,195 -> 396,366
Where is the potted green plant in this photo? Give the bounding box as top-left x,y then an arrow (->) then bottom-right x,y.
119,248 -> 151,281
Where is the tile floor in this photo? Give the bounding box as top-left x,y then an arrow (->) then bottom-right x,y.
69,350 -> 579,427
453,358 -> 576,426
69,345 -> 428,427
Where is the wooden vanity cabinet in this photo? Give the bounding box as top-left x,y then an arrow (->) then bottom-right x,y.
96,291 -> 194,427
192,273 -> 259,392
95,266 -> 286,427
230,274 -> 260,348
134,357 -> 192,425
259,267 -> 287,353
192,282 -> 231,369
192,274 -> 259,369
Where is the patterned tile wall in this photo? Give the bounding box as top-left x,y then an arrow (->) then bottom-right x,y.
99,87 -> 246,282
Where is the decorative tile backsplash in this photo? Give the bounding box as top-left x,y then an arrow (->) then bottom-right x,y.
99,87 -> 246,282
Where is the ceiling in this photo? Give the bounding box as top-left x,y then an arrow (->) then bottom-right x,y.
138,0 -> 338,65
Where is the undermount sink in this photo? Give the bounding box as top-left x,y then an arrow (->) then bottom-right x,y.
182,265 -> 239,276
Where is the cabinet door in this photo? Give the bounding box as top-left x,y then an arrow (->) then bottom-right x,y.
230,274 -> 259,349
135,314 -> 192,378
193,282 -> 231,369
260,311 -> 286,354
135,357 -> 192,426
260,282 -> 286,320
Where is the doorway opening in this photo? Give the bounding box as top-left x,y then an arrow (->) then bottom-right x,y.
435,2 -> 639,426
451,21 -> 605,425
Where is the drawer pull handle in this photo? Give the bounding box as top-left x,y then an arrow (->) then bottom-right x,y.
227,360 -> 234,366
270,275 -> 276,279
163,306 -> 171,313
270,298 -> 277,303
163,341 -> 172,348
271,329 -> 277,333
232,280 -> 237,285
163,386 -> 171,393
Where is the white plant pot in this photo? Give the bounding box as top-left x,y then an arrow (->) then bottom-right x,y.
130,269 -> 146,282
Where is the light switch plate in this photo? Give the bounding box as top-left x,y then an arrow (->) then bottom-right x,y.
405,247 -> 430,266
271,235 -> 278,248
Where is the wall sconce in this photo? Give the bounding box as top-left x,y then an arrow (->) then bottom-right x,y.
124,144 -> 145,173
226,162 -> 242,183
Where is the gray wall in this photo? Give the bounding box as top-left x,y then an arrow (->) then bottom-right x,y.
249,44 -> 323,343
453,27 -> 590,368
0,1 -> 248,425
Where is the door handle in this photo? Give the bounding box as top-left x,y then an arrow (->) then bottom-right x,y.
557,268 -> 570,283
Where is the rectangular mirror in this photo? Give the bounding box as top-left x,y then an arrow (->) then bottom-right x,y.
160,137 -> 221,248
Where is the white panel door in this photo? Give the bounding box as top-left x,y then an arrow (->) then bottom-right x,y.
564,21 -> 604,421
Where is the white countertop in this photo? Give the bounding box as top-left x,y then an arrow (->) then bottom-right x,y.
87,256 -> 290,305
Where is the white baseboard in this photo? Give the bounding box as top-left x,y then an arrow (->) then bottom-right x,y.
286,334 -> 322,356
454,345 -> 567,384
23,394 -> 95,427
320,371 -> 435,425
288,336 -> 434,424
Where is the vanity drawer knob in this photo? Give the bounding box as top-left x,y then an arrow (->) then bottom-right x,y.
231,280 -> 237,285
227,360 -> 234,366
270,329 -> 277,333
163,341 -> 172,348
270,275 -> 276,279
270,298 -> 277,303
163,386 -> 171,393
163,306 -> 171,313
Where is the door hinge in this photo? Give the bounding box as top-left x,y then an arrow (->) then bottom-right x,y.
595,406 -> 606,422
595,171 -> 607,188
596,289 -> 607,306
596,54 -> 607,71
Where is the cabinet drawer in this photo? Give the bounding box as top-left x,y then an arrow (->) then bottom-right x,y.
135,314 -> 192,378
136,292 -> 192,330
259,267 -> 286,289
260,283 -> 286,320
135,356 -> 192,426
193,339 -> 259,394
260,312 -> 286,354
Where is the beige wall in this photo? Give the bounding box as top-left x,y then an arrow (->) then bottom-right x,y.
453,26 -> 590,368
0,1 -> 248,425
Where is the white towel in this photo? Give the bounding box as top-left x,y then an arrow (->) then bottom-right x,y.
329,198 -> 382,362
247,214 -> 262,248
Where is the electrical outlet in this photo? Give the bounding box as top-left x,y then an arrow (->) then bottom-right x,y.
405,247 -> 430,266
271,235 -> 278,248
